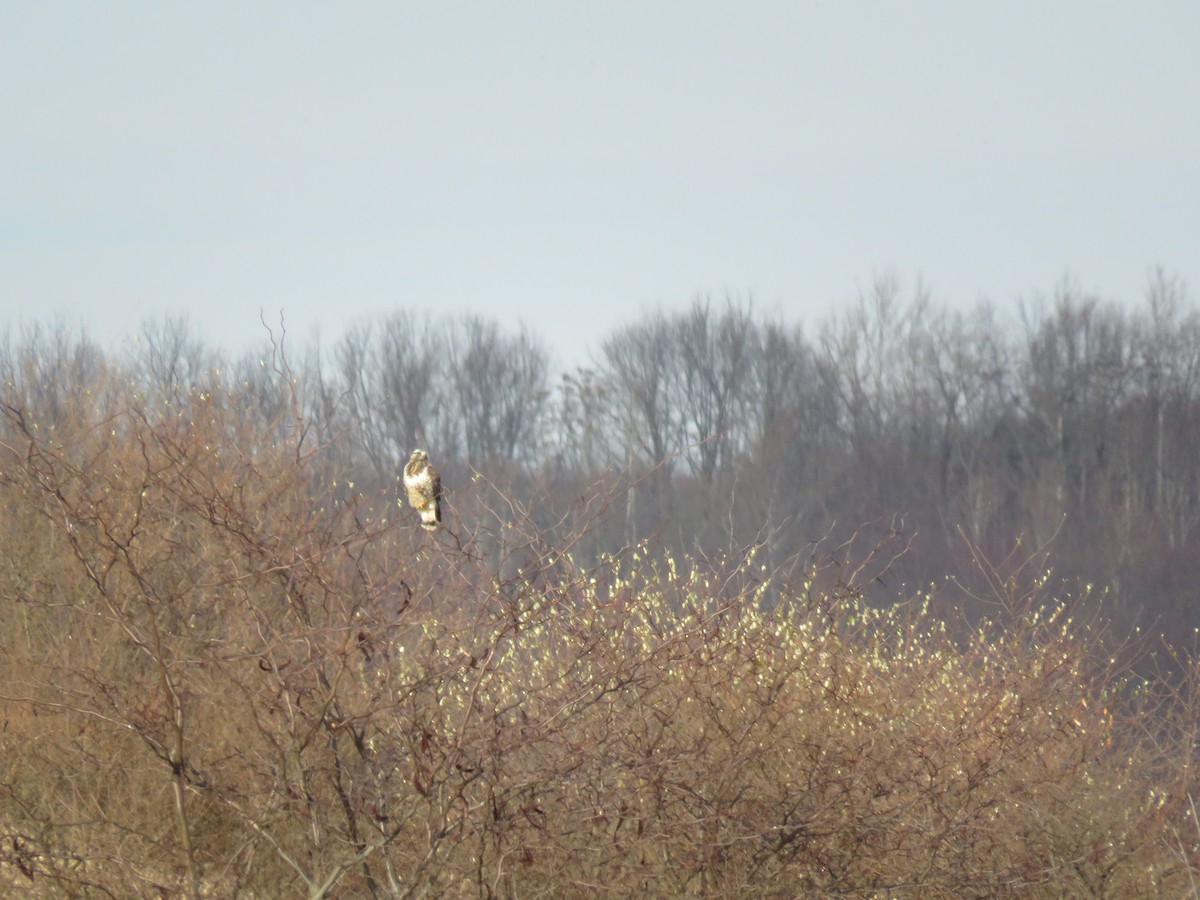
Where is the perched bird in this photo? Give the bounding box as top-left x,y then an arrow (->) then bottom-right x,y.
402,449 -> 442,530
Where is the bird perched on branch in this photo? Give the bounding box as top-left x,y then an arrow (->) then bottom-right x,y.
402,449 -> 442,530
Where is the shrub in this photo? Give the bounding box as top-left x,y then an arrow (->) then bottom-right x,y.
0,367 -> 1197,898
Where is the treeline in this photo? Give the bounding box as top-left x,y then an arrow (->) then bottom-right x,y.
4,291 -> 1200,894
3,268 -> 1199,632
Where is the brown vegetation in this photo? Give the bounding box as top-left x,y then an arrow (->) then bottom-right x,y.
1,322 -> 1198,897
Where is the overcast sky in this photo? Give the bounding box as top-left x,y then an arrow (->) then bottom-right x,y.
3,1 -> 1197,368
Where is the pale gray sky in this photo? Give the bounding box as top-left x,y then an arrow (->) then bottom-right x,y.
2,1 -> 1197,367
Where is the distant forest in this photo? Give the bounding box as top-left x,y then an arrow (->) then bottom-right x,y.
4,268 -> 1198,638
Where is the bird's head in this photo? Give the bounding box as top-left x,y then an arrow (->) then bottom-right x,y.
410,449 -> 428,462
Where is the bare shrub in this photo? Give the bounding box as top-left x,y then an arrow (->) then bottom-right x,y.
0,343 -> 1197,898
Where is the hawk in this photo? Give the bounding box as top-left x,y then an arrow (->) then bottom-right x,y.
402,449 -> 442,530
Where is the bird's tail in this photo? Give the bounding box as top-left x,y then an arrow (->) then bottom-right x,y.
420,502 -> 442,530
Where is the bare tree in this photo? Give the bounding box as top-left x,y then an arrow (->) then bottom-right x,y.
548,366 -> 619,476
673,296 -> 756,487
133,315 -> 215,404
1018,283 -> 1134,547
0,319 -> 107,440
448,315 -> 550,471
1133,268 -> 1200,545
598,311 -> 684,543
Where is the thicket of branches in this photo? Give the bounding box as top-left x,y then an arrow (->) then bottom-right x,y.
1,276 -> 1199,896
1,335 -> 1198,897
